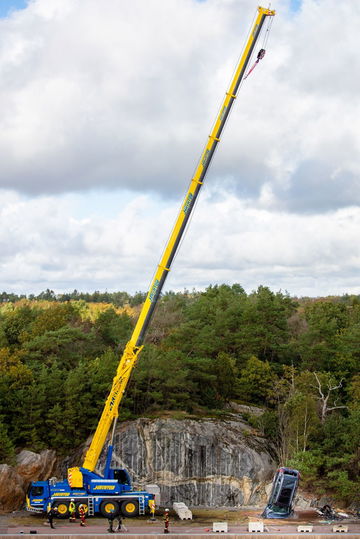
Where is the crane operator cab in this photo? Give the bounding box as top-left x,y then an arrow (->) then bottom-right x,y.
110,468 -> 131,486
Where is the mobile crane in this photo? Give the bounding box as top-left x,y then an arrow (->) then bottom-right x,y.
26,6 -> 275,519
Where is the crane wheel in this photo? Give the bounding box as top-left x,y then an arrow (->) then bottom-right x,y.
121,499 -> 139,517
76,501 -> 88,516
53,501 -> 69,519
100,500 -> 120,518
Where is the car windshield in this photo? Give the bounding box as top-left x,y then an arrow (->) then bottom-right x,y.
278,487 -> 293,504
270,504 -> 289,514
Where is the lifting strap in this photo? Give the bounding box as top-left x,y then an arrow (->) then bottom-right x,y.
244,48 -> 266,80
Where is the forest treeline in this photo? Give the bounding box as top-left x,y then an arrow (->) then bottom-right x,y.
0,288 -> 146,306
1,284 -> 360,504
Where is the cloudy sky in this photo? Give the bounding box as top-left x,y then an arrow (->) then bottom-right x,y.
0,0 -> 359,298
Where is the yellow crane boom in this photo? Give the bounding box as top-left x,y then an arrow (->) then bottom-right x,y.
82,5 -> 275,473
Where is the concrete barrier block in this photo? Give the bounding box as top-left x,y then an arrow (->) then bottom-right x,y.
248,521 -> 264,532
173,502 -> 186,509
297,525 -> 313,532
213,521 -> 228,532
173,501 -> 192,520
333,524 -> 348,533
177,509 -> 188,520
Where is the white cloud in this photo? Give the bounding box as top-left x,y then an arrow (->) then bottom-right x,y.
1,188 -> 360,297
0,0 -> 359,297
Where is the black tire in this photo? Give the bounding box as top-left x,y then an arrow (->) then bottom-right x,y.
53,501 -> 69,519
100,500 -> 120,518
121,499 -> 139,517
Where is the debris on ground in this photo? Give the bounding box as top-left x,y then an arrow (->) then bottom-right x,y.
316,504 -> 350,521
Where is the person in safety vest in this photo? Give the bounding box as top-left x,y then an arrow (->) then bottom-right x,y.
69,498 -> 76,522
79,504 -> 86,527
163,508 -> 170,534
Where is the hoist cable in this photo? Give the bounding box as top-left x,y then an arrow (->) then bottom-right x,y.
243,8 -> 275,80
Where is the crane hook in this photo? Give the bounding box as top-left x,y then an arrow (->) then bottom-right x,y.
244,48 -> 266,80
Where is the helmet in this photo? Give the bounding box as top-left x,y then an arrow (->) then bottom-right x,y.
71,498 -> 75,501
165,508 -> 169,512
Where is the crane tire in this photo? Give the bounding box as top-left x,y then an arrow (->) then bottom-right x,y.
100,500 -> 120,518
53,501 -> 69,519
121,499 -> 139,517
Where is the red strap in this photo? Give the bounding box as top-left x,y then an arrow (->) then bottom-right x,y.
244,60 -> 259,80
244,49 -> 266,80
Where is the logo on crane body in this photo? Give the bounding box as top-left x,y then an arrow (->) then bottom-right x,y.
183,193 -> 193,215
109,390 -> 119,410
202,149 -> 210,167
220,106 -> 227,122
149,279 -> 160,302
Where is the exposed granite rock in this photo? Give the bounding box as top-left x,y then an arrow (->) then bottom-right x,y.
15,449 -> 57,483
226,402 -> 265,417
2,419 -> 275,512
0,450 -> 58,513
295,492 -> 317,509
0,464 -> 26,513
99,417 -> 275,507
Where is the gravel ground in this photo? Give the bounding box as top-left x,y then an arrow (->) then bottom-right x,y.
0,508 -> 359,536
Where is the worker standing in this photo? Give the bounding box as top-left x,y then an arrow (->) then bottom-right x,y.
163,508 -> 170,534
47,505 -> 57,529
46,501 -> 52,523
69,499 -> 76,522
79,504 -> 86,527
107,510 -> 115,533
114,515 -> 126,532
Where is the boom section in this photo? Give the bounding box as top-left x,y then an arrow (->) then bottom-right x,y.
82,6 -> 275,473
132,6 -> 274,347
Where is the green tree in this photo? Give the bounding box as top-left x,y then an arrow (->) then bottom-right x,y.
27,302 -> 78,338
128,346 -> 192,413
236,286 -> 296,365
166,284 -> 247,362
213,352 -> 238,404
266,367 -> 319,464
3,304 -> 38,346
237,356 -> 273,405
21,326 -> 97,369
94,308 -> 132,347
298,301 -> 350,372
0,417 -> 15,464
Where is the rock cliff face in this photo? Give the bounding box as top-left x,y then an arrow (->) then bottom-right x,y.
1,417 -> 275,512
0,464 -> 26,513
0,449 -> 57,513
99,417 -> 275,507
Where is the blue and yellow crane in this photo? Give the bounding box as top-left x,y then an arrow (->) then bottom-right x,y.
26,6 -> 275,519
